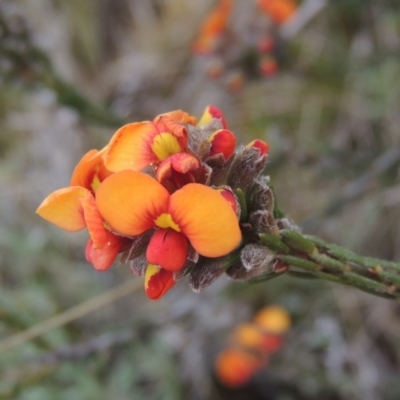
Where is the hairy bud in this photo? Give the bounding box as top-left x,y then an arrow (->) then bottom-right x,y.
227,146 -> 268,193
227,244 -> 278,281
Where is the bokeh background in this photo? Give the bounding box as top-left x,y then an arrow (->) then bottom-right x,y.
1,0 -> 400,399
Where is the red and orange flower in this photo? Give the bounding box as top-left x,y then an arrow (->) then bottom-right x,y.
37,106 -> 270,300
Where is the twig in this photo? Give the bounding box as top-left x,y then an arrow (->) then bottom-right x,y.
0,278 -> 142,355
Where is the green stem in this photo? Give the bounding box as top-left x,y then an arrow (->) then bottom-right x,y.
259,230 -> 400,300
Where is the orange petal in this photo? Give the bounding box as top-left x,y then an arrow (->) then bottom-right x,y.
79,192 -> 110,248
146,228 -> 188,272
36,186 -> 90,231
145,264 -> 176,300
154,110 -> 197,126
95,171 -> 170,236
85,237 -> 124,271
104,122 -> 158,172
70,148 -> 113,191
214,348 -> 263,388
169,184 -> 241,257
198,105 -> 228,128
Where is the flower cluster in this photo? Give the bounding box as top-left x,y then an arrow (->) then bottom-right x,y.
192,0 -> 298,91
215,305 -> 291,387
37,106 -> 274,299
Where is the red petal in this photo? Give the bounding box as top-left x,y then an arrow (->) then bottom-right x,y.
145,264 -> 176,300
246,139 -> 269,155
146,228 -> 188,272
208,129 -> 236,159
85,237 -> 124,271
198,105 -> 228,128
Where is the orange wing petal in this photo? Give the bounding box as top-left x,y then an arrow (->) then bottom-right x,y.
36,186 -> 90,231
71,148 -> 113,192
104,122 -> 158,172
95,171 -> 170,236
169,183 -> 241,257
154,110 -> 197,126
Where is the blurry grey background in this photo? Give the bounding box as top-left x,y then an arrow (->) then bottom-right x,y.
1,0 -> 400,399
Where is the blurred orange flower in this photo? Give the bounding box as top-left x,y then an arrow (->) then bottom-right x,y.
192,0 -> 232,54
257,0 -> 298,24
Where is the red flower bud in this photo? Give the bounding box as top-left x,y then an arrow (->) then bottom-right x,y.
259,56 -> 278,77
247,139 -> 269,155
208,129 -> 236,159
258,37 -> 275,53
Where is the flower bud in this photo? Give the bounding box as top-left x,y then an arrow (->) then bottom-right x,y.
226,244 -> 277,281
207,129 -> 236,160
246,139 -> 269,155
257,36 -> 275,53
249,210 -> 278,235
189,251 -> 241,292
248,176 -> 274,214
259,56 -> 278,77
198,105 -> 228,129
227,145 -> 269,193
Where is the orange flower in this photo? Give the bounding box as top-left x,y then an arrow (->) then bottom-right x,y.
192,0 -> 232,55
36,150 -> 127,271
95,170 -> 242,272
215,348 -> 263,388
257,0 -> 298,25
104,111 -> 195,173
254,305 -> 291,334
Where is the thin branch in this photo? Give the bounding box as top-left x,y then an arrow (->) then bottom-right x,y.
0,278 -> 143,355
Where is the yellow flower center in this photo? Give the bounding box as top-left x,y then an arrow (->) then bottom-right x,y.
91,173 -> 102,192
151,132 -> 181,161
154,213 -> 180,232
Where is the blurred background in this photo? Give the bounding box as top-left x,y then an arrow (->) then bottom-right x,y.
1,0 -> 400,399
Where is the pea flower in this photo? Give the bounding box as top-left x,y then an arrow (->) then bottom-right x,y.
192,0 -> 232,55
37,105 -> 275,300
36,148 -> 129,271
257,0 -> 298,25
95,170 -> 242,272
104,110 -> 196,173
